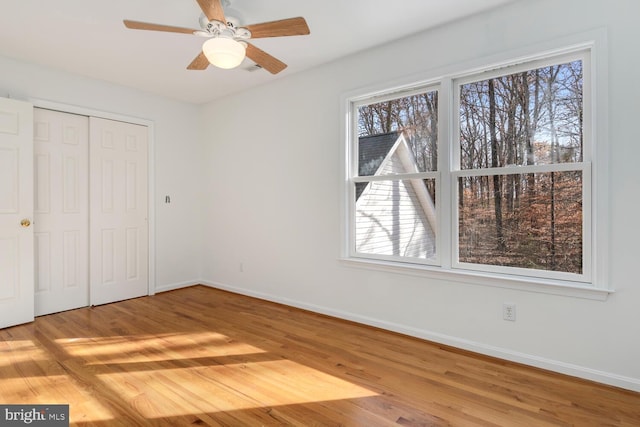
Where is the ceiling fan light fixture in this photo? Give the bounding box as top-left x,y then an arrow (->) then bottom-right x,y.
202,37 -> 246,69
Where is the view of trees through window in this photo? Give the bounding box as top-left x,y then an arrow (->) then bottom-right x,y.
351,56 -> 586,276
358,91 -> 438,171
357,91 -> 438,198
458,60 -> 584,274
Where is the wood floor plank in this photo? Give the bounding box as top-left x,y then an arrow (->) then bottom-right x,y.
0,285 -> 638,426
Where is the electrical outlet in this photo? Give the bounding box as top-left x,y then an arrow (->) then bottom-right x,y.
503,303 -> 516,321
239,262 -> 244,273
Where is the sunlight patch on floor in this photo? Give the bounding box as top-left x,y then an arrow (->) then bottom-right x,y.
56,332 -> 266,363
0,374 -> 117,424
96,359 -> 378,417
0,339 -> 118,424
0,339 -> 47,366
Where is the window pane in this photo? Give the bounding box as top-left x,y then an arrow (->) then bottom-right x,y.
458,171 -> 582,274
357,91 -> 438,174
460,60 -> 583,169
356,179 -> 436,260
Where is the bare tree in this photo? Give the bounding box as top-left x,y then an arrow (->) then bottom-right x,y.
488,79 -> 506,251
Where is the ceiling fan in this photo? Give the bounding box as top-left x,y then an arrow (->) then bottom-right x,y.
123,0 -> 310,74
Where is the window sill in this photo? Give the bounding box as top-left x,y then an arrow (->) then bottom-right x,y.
339,257 -> 612,301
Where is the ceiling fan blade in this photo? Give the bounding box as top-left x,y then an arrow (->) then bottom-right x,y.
124,20 -> 196,35
244,17 -> 310,38
245,43 -> 287,74
187,52 -> 210,70
196,0 -> 226,23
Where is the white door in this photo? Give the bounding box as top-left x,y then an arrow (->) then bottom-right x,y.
33,108 -> 89,316
0,97 -> 34,329
89,117 -> 148,306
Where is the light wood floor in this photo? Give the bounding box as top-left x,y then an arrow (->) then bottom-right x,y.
0,286 -> 638,426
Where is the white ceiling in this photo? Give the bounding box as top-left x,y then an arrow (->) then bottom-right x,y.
0,0 -> 518,104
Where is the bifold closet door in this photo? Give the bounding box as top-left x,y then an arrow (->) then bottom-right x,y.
0,98 -> 34,329
33,108 -> 89,316
89,117 -> 149,306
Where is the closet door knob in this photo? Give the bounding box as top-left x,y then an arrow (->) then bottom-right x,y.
20,218 -> 31,228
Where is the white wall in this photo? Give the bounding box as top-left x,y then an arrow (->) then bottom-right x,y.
0,55 -> 204,291
200,0 -> 640,391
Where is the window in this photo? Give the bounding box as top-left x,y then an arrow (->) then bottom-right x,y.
350,88 -> 440,264
345,45 -> 606,293
454,53 -> 590,283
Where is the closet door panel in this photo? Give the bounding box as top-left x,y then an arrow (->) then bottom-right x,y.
90,117 -> 148,306
33,108 -> 89,316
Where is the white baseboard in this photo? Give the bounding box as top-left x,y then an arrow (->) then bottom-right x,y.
154,280 -> 200,294
200,279 -> 640,393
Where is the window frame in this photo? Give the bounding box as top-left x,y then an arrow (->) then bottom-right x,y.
341,31 -> 610,300
348,84 -> 442,266
451,50 -> 592,284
